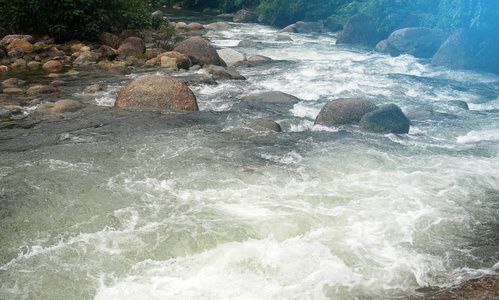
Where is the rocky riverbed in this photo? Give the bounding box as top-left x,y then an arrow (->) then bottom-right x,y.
1,8 -> 498,300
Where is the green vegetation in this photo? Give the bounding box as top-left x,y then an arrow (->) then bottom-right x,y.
0,0 -> 152,40
0,0 -> 496,45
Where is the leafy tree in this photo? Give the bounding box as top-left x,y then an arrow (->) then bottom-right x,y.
0,0 -> 152,40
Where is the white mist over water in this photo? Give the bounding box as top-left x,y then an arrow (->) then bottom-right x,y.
1,15 -> 499,300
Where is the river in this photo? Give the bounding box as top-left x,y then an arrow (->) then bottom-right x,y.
1,10 -> 498,299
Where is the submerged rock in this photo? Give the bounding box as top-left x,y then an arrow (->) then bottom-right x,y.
248,119 -> 282,132
358,104 -> 410,134
115,75 -> 198,111
387,27 -> 447,58
409,275 -> 499,300
83,84 -> 104,94
203,65 -> 246,80
242,91 -> 300,104
336,13 -> 379,47
174,36 -> 226,67
280,21 -> 325,34
26,85 -> 59,95
315,98 -> 378,126
204,22 -> 234,30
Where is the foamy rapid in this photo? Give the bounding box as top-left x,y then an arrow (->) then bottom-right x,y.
1,11 -> 498,300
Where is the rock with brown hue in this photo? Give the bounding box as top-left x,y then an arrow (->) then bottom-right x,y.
156,51 -> 191,69
100,32 -> 121,49
70,43 -> 86,53
409,275 -> 499,300
117,37 -> 145,57
2,88 -> 24,95
176,22 -> 188,30
73,51 -> 99,65
115,75 -> 198,111
187,22 -> 204,30
83,84 -> 104,94
2,78 -> 26,87
204,22 -> 234,30
27,61 -> 40,68
0,65 -> 9,72
26,85 -> 59,96
1,34 -> 35,44
37,47 -> 63,60
160,57 -> 177,69
315,98 -> 378,126
146,48 -> 166,60
37,99 -> 84,113
8,47 -> 24,58
7,39 -> 33,53
42,60 -> 63,71
34,99 -> 84,119
174,37 -> 226,66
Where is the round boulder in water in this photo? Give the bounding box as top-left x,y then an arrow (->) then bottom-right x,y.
174,36 -> 226,67
115,75 -> 198,112
216,48 -> 246,66
336,13 -> 379,47
315,98 -> 378,126
358,104 -> 410,134
387,27 -> 446,58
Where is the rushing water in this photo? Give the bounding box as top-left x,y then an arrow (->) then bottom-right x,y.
1,10 -> 499,299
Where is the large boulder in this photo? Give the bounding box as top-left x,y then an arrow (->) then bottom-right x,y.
358,104 -> 410,134
117,37 -> 145,57
387,27 -> 447,58
431,30 -> 471,70
174,37 -> 226,66
242,91 -> 300,104
216,48 -> 246,66
336,13 -> 379,47
156,51 -> 191,69
1,34 -> 35,44
432,29 -> 499,74
7,39 -> 33,53
315,98 -> 378,126
233,9 -> 258,23
115,75 -> 198,111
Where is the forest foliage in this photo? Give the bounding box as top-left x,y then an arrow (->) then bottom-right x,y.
0,0 -> 497,41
